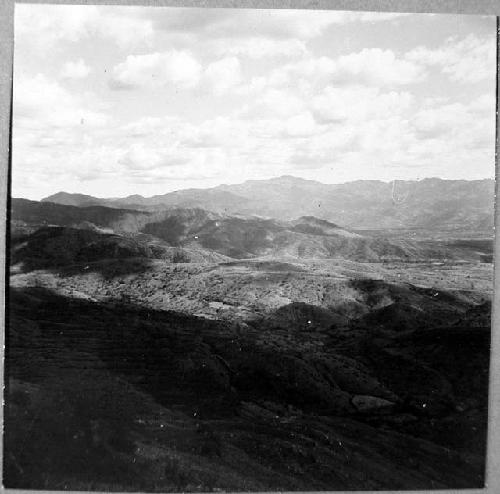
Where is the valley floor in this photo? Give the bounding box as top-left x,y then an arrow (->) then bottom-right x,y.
9,257 -> 492,318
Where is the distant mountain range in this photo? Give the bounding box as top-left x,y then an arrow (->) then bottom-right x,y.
41,176 -> 495,231
9,176 -> 494,266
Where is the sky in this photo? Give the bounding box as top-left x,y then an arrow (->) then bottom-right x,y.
12,4 -> 497,200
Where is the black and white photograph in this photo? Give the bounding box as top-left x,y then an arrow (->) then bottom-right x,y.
3,3 -> 497,491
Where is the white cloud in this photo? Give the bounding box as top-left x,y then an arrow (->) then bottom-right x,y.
119,144 -> 191,171
12,73 -> 114,196
246,118 -> 285,139
13,86 -> 495,197
412,95 -> 495,151
110,50 -> 202,89
103,13 -> 154,49
122,116 -> 181,138
354,12 -> 410,22
468,93 -> 496,115
413,103 -> 468,138
406,34 -> 496,83
60,59 -> 91,79
248,49 -> 424,94
12,6 -> 495,198
204,57 -> 242,94
249,10 -> 410,38
333,48 -> 425,85
285,112 -> 321,137
15,5 -> 96,46
117,142 -> 229,182
279,80 -> 493,177
243,88 -> 306,118
152,8 -> 410,41
15,5 -> 410,58
14,74 -> 110,128
288,114 -> 413,171
210,37 -> 308,59
277,56 -> 337,88
311,86 -> 414,123
15,4 -> 153,50
181,117 -> 247,148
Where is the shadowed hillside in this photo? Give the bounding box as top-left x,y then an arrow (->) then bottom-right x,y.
11,200 -> 490,263
5,285 -> 489,490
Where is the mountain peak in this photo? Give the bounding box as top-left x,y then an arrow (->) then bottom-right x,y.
123,194 -> 146,201
269,175 -> 318,184
42,191 -> 102,206
43,191 -> 87,200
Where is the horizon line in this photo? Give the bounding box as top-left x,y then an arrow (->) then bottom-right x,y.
14,174 -> 496,202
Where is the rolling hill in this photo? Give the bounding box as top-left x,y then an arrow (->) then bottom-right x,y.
11,199 -> 482,264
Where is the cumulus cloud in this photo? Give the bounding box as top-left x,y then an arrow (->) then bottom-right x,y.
12,5 -> 495,198
210,37 -> 308,59
12,73 -> 115,197
242,88 -> 306,118
15,4 -> 154,50
229,48 -> 425,100
285,112 -> 321,137
412,96 -> 495,150
181,117 -> 248,148
60,59 -> 91,79
152,8 -> 410,41
311,86 -> 414,123
276,57 -> 337,88
353,12 -> 410,22
118,143 -> 230,182
110,50 -> 202,89
332,48 -> 426,85
274,49 -> 425,89
406,34 -> 496,83
204,57 -> 242,94
14,74 -> 110,128
413,103 -> 468,138
122,116 -> 181,138
468,94 -> 496,115
119,144 -> 191,171
278,79 -> 493,176
288,111 -> 414,171
103,12 -> 154,49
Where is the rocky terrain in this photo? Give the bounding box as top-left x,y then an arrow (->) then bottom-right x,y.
4,188 -> 493,491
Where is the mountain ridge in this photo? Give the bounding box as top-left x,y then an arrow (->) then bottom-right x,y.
42,175 -> 494,203
40,176 -> 494,231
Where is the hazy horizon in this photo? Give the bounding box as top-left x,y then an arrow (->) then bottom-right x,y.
12,5 -> 496,200
14,174 -> 495,202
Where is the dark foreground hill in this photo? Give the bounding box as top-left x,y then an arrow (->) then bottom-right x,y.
5,284 -> 489,490
42,176 -> 494,231
11,198 -> 146,230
